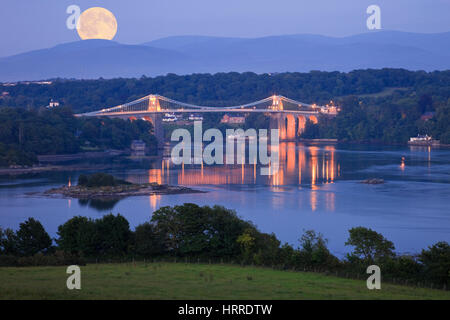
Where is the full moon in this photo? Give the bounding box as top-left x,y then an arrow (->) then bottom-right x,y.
77,7 -> 117,40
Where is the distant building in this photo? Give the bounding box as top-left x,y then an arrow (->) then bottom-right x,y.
34,81 -> 53,85
220,114 -> 245,124
408,134 -> 439,146
162,113 -> 178,122
5,81 -> 52,86
409,134 -> 432,142
420,112 -> 435,121
188,114 -> 203,121
320,101 -> 340,115
320,106 -> 339,115
131,140 -> 146,156
46,99 -> 60,109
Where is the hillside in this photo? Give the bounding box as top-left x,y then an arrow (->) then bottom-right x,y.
0,262 -> 448,300
1,31 -> 449,82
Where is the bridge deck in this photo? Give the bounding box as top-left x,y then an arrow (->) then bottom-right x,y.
75,94 -> 337,118
78,109 -> 320,117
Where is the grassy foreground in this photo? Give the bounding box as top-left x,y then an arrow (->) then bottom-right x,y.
0,262 -> 449,300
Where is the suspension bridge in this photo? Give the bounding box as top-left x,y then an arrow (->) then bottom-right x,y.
76,94 -> 338,143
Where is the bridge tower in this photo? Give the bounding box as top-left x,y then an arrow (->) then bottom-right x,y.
270,95 -> 284,111
143,95 -> 163,147
151,113 -> 164,148
148,95 -> 161,112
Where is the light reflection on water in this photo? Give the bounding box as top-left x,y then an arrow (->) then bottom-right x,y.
0,143 -> 449,256
129,143 -> 339,188
132,143 -> 340,214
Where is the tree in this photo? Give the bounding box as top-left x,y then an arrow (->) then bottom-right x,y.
430,100 -> 450,143
204,205 -> 253,258
345,227 -> 395,264
86,173 -> 115,187
298,230 -> 338,269
56,216 -> 96,256
16,218 -> 52,256
419,241 -> 450,287
418,94 -> 433,114
77,174 -> 89,186
382,255 -> 423,282
151,204 -> 202,254
77,173 -> 130,187
0,227 -> 3,253
237,228 -> 256,263
151,204 -> 253,258
252,232 -> 281,266
133,222 -> 164,257
94,214 -> 131,257
0,228 -> 19,255
0,107 -> 157,166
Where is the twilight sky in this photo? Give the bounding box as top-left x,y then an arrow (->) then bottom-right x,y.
1,0 -> 449,57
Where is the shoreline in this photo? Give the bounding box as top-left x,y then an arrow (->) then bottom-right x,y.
0,163 -> 123,176
36,149 -> 127,163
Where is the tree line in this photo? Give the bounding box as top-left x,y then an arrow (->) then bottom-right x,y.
1,69 -> 449,144
0,106 -> 157,166
1,69 -> 449,165
0,204 -> 448,289
1,69 -> 449,113
303,95 -> 450,144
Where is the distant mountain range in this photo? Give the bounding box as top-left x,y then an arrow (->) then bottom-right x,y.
1,31 -> 449,82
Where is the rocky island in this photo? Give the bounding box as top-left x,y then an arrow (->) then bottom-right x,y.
44,173 -> 204,200
361,178 -> 385,185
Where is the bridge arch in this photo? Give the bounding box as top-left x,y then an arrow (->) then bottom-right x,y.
285,114 -> 297,141
309,115 -> 318,124
142,116 -> 154,125
297,115 -> 307,136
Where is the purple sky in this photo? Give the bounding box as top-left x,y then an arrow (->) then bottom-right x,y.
1,0 -> 449,57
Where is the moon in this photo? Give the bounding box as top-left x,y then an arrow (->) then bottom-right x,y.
77,7 -> 117,40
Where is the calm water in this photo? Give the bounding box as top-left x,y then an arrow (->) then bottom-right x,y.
0,143 -> 449,257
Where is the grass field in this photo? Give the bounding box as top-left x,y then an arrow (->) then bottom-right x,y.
0,262 -> 449,300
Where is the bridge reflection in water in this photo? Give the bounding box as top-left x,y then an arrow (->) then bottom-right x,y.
126,143 -> 340,212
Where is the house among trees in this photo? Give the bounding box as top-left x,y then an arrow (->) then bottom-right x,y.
46,99 -> 60,109
220,114 -> 245,124
420,112 -> 435,121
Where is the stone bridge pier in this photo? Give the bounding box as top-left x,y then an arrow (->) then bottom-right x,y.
142,113 -> 164,148
269,113 -> 318,141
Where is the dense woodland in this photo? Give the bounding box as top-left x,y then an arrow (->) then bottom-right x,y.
2,69 -> 449,112
0,203 -> 448,289
302,95 -> 450,144
0,107 -> 157,166
1,69 -> 450,165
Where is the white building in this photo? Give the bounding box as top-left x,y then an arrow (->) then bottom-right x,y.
163,113 -> 178,122
188,114 -> 203,121
46,99 -> 60,108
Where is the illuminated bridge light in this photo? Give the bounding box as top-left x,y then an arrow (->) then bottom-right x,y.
125,95 -> 282,112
